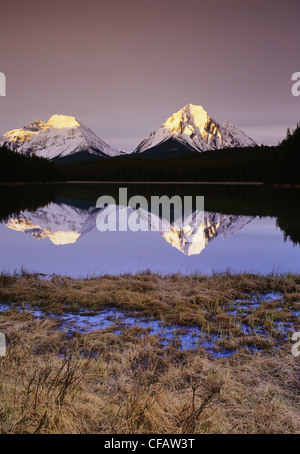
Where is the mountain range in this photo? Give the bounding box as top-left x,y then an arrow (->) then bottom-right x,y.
0,105 -> 256,162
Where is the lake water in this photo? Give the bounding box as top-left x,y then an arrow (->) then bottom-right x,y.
0,183 -> 299,276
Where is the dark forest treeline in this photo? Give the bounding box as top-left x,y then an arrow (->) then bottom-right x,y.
0,146 -> 61,182
0,123 -> 299,183
60,145 -> 294,183
60,124 -> 300,184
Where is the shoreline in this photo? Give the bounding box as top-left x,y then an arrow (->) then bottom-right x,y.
1,271 -> 299,325
1,180 -> 299,188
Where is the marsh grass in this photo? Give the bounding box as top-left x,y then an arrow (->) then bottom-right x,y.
0,272 -> 299,434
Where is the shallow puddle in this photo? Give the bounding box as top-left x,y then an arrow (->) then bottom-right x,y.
227,291 -> 284,316
0,291 -> 297,357
227,292 -> 297,338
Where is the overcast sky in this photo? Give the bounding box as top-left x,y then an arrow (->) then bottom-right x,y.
0,0 -> 299,151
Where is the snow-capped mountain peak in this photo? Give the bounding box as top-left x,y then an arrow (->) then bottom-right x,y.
47,114 -> 80,129
134,103 -> 256,154
163,104 -> 210,134
0,114 -> 121,161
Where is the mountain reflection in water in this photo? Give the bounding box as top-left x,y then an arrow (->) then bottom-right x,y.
0,183 -> 299,275
4,202 -> 254,256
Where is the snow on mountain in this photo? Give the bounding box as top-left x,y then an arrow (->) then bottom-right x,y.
133,104 -> 256,154
0,114 -> 120,160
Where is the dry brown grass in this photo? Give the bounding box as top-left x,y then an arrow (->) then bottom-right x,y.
0,272 -> 299,434
0,271 -> 299,321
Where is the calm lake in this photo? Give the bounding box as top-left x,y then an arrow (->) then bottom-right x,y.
0,183 -> 299,277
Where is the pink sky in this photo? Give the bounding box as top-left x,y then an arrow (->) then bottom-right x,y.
0,0 -> 299,151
